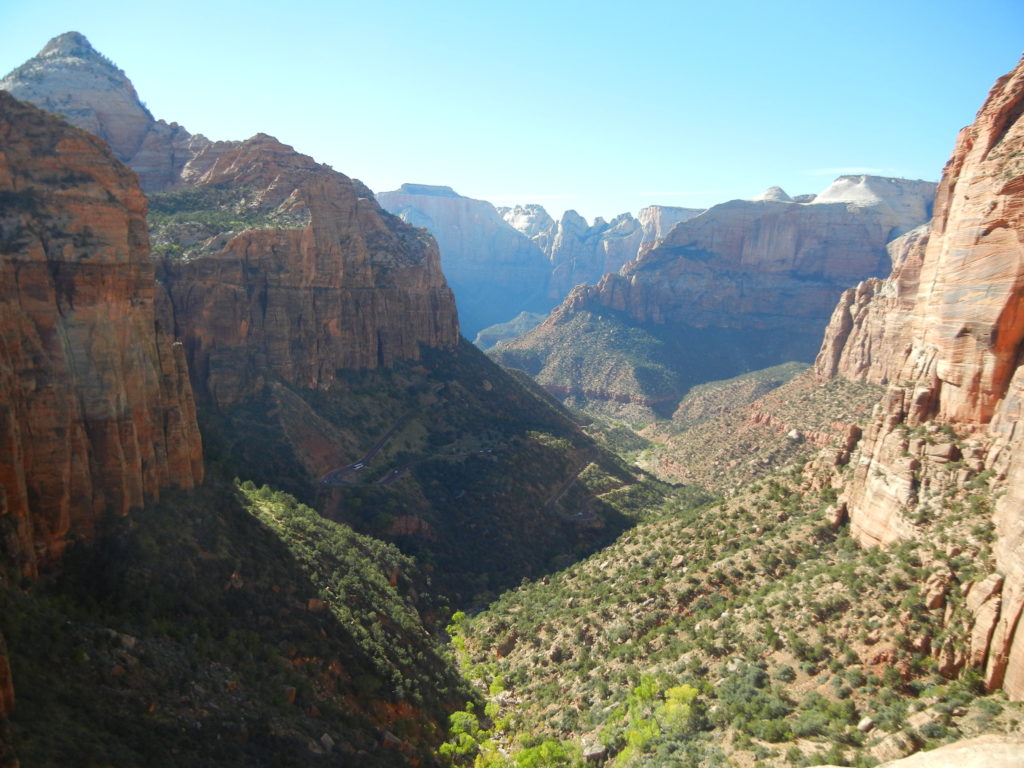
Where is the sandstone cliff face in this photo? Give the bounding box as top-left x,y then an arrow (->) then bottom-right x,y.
0,92 -> 203,579
157,143 -> 460,406
546,211 -> 644,299
500,204 -> 703,303
607,176 -> 935,330
636,204 -> 704,247
0,32 -> 205,192
378,184 -> 553,336
816,56 -> 1024,699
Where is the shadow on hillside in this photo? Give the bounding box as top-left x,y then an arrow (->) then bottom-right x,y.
0,479 -> 465,767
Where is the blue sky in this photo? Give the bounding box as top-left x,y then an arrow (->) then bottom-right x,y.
2,0 -> 1022,222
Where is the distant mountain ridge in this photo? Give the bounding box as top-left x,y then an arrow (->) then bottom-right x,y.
492,173 -> 937,420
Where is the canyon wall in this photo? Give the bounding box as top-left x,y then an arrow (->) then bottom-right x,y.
500,203 -> 704,303
157,144 -> 460,407
0,92 -> 203,580
815,56 -> 1024,698
589,175 -> 935,332
378,184 -> 553,336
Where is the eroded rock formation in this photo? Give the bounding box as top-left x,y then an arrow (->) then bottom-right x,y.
0,92 -> 203,579
595,174 -> 935,332
3,33 -> 462,409
816,55 -> 1024,698
501,204 -> 704,302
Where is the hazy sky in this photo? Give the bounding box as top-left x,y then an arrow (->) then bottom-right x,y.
2,0 -> 1022,222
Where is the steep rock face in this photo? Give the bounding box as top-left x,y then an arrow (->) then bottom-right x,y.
817,56 -> 1024,698
815,223 -> 930,382
0,32 -> 205,192
502,205 -> 703,302
613,175 -> 935,330
636,204 -> 704,247
378,184 -> 553,336
0,92 -> 203,579
158,144 -> 461,407
546,211 -> 644,299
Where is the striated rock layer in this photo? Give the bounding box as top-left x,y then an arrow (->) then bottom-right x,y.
0,92 -> 203,579
591,174 -> 936,333
157,144 -> 460,407
815,55 -> 1024,699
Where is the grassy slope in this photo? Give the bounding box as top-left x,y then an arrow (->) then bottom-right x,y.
451,459 -> 1022,767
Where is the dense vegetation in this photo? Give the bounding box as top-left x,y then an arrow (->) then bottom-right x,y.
0,479 -> 468,766
148,184 -> 310,259
446,456 -> 1023,767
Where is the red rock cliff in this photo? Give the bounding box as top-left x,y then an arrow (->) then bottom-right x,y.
157,139 -> 460,407
0,92 -> 203,580
815,56 -> 1024,699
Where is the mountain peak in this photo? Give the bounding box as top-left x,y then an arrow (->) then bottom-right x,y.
38,31 -> 101,60
0,31 -> 157,165
752,185 -> 793,202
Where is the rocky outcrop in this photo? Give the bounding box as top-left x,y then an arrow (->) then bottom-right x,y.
0,32 -> 206,192
499,203 -> 556,252
871,735 -> 1024,768
815,223 -> 930,382
816,56 -> 1024,699
158,144 -> 460,406
0,92 -> 203,579
752,185 -> 794,202
378,184 -> 553,336
636,204 -> 704,246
